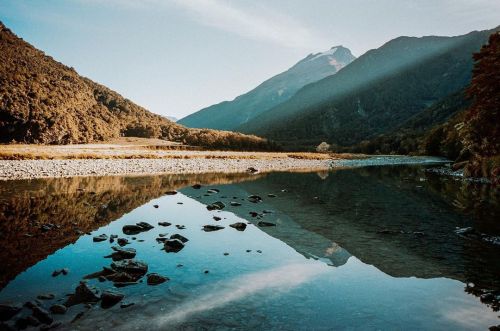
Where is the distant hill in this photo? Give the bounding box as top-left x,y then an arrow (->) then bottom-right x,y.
178,46 -> 355,130
239,28 -> 497,150
0,22 -> 270,150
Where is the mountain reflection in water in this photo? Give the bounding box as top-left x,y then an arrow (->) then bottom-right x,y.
0,165 -> 498,330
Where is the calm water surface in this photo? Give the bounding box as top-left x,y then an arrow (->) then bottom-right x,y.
0,165 -> 498,330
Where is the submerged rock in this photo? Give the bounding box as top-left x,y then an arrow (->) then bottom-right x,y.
147,273 -> 169,285
65,282 -> 101,307
267,194 -> 277,198
136,222 -> 154,230
247,195 -> 262,203
376,229 -> 403,234
213,216 -> 222,221
122,225 -> 143,235
170,234 -> 189,243
100,290 -> 124,309
207,201 -> 225,211
93,234 -> 108,242
49,304 -> 67,315
164,239 -> 185,253
105,247 -> 137,261
110,260 -> 148,281
117,238 -> 129,246
36,294 -> 55,300
31,306 -> 53,325
257,221 -> 276,227
158,221 -> 171,227
229,222 -> 247,231
123,222 -> 154,235
120,302 -> 135,309
202,225 -> 225,232
192,184 -> 202,189
52,268 -> 64,277
0,304 -> 21,321
230,201 -> 242,206
165,191 -> 178,195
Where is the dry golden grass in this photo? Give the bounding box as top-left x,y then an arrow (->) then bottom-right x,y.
0,138 -> 363,161
0,144 -> 363,162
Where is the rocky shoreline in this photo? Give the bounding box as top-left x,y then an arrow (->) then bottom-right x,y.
0,155 -> 456,181
0,158 -> 333,181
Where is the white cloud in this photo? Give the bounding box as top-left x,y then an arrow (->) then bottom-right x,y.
77,0 -> 329,50
169,0 -> 328,49
149,263 -> 327,328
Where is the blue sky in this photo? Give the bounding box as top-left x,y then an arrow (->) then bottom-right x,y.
1,0 -> 499,119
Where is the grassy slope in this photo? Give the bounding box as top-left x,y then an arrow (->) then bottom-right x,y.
0,22 -> 271,151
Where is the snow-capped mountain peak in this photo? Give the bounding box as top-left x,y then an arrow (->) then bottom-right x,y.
310,46 -> 339,61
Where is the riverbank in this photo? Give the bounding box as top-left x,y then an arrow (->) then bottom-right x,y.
0,152 -> 452,181
0,157 -> 334,180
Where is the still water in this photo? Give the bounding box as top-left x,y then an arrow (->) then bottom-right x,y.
0,166 -> 498,330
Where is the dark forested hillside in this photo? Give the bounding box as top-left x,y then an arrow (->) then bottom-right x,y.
240,28 -> 497,150
0,22 -> 270,150
179,46 -> 355,130
341,91 -> 470,156
416,32 -> 500,180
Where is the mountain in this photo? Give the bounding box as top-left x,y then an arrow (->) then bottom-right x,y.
0,22 -> 270,150
178,46 -> 355,130
239,28 -> 497,150
341,90 -> 470,156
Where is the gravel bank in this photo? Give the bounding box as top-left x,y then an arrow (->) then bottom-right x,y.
0,155 -> 451,180
0,158 -> 333,180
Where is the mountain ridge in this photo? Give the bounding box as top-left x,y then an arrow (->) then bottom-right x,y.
178,46 -> 355,130
239,27 -> 497,149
